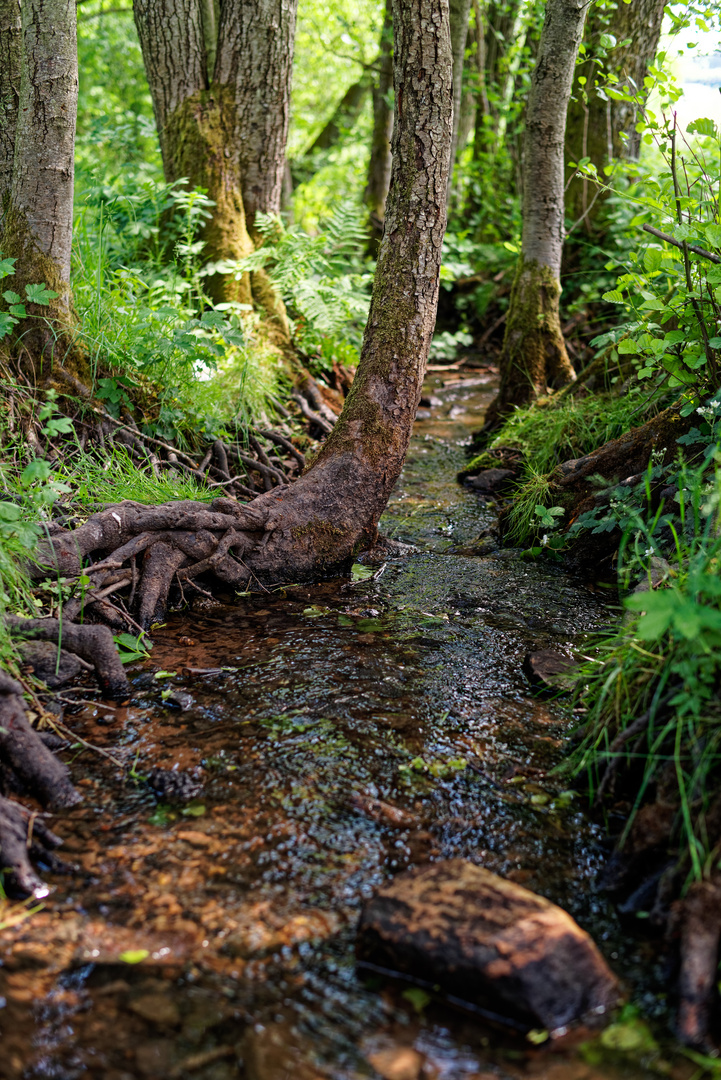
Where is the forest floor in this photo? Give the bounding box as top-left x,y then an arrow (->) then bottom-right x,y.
0,375 -> 697,1080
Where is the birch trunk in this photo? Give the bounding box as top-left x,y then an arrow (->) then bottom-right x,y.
565,0 -> 665,231
364,0 -> 393,249
1,0 -> 77,309
488,0 -> 586,425
0,0 -> 21,210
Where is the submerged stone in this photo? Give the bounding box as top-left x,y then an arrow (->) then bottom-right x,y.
356,859 -> 620,1033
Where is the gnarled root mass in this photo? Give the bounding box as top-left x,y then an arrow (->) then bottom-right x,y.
0,671 -> 79,897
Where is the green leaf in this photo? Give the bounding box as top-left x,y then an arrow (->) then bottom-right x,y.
643,248 -> 662,273
119,949 -> 149,964
705,223 -> 721,248
687,117 -> 717,137
598,33 -> 616,48
0,502 -> 22,522
350,562 -> 374,582
0,257 -> 16,278
402,987 -> 431,1013
153,669 -> 176,679
602,289 -> 624,304
617,339 -> 637,355
2,290 -> 22,304
24,283 -> 59,305
21,458 -> 51,485
181,802 -> 206,817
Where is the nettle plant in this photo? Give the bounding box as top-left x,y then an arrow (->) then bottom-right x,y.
0,256 -> 59,339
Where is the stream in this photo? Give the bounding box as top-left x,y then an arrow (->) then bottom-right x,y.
0,374 -> 682,1080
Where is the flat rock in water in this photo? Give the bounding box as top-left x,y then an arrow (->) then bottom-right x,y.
523,649 -> 576,692
356,859 -> 620,1032
466,468 -> 515,494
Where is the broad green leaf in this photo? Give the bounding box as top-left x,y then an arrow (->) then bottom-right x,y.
643,248 -> 662,273
0,257 -> 16,278
617,339 -> 637,355
602,290 -> 624,304
2,290 -> 22,304
0,502 -> 22,522
705,223 -> 721,248
21,458 -> 51,485
687,117 -> 717,137
25,283 -> 59,305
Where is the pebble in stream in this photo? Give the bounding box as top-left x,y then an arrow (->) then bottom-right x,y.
0,380 -> 682,1080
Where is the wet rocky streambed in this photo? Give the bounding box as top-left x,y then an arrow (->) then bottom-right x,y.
0,376 -> 691,1080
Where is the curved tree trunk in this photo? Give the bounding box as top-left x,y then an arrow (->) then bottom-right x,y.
0,0 -> 78,363
565,0 -> 665,232
364,0 -> 393,251
486,0 -> 585,427
38,0 -> 453,610
133,0 -> 297,321
0,0 -> 21,210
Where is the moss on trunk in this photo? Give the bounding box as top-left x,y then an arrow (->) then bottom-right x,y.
488,259 -> 575,424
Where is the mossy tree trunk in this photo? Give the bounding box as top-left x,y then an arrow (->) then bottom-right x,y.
364,0 -> 394,251
565,0 -> 665,232
0,0 -> 21,210
41,0 -> 453,600
133,0 -> 297,325
0,0 -> 79,375
486,0 -> 585,426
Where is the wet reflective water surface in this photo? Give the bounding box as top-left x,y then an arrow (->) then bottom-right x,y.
0,377 -> 684,1080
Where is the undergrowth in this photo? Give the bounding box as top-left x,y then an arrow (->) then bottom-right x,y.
564,431 -> 721,883
488,391 -> 649,476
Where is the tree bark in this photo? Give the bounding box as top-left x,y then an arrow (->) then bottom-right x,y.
0,0 -> 21,210
214,0 -> 297,226
486,0 -> 585,426
0,0 -> 77,316
447,0 -> 471,197
565,0 -> 665,231
133,0 -> 297,314
38,0 -> 453,606
364,0 -> 393,250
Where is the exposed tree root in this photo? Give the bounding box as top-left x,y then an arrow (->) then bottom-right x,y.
0,794 -> 64,897
0,672 -> 77,897
5,617 -> 130,701
0,671 -> 79,809
677,879 -> 721,1049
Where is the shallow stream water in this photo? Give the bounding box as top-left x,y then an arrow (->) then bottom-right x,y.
0,375 -> 686,1080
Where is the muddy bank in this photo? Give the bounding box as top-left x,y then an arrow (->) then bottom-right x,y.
0,377 -> 681,1080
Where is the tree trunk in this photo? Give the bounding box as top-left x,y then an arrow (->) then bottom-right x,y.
486,0 -> 585,426
0,0 -> 21,209
447,0 -> 471,198
0,0 -> 77,323
133,0 -> 297,318
38,0 -> 453,608
364,0 -> 393,250
565,0 -> 665,232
